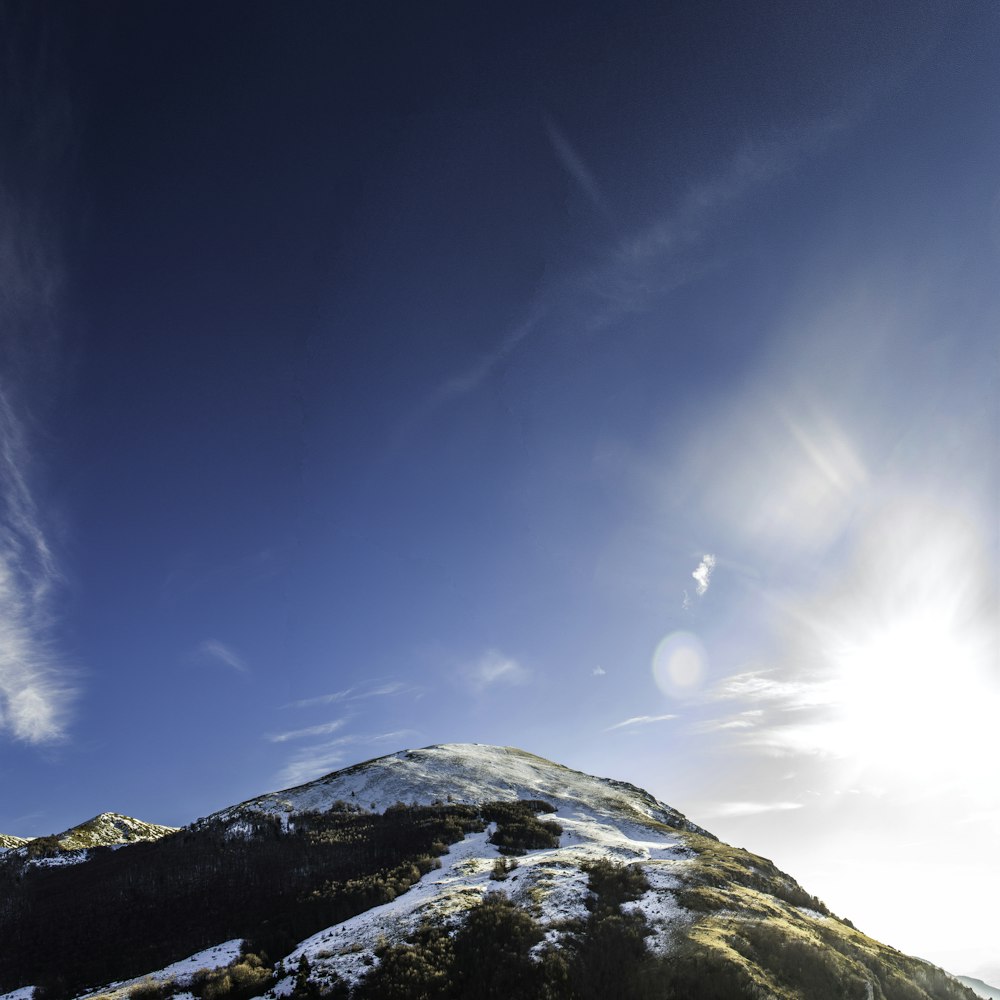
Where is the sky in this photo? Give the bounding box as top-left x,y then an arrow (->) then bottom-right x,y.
1,0 -> 997,982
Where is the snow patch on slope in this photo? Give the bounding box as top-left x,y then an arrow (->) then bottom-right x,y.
274,782 -> 697,991
0,988 -> 36,1000
71,940 -> 243,1000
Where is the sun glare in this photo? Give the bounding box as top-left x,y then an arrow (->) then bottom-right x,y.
831,616 -> 976,771
820,501 -> 997,790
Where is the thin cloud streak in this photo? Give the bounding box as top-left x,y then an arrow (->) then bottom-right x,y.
275,729 -> 421,787
544,116 -> 612,219
589,113 -> 854,332
431,313 -> 540,403
196,639 -> 248,674
267,718 -> 348,744
282,680 -> 415,710
606,713 -> 678,732
390,311 -> 544,450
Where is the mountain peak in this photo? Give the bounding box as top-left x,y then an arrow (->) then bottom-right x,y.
51,812 -> 179,851
214,742 -> 711,838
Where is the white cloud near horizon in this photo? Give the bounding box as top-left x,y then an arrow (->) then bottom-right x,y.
195,639 -> 248,674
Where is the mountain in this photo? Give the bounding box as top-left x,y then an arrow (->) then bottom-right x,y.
0,811 -> 177,863
47,812 -> 178,851
958,978 -> 1000,1000
0,744 -> 978,1000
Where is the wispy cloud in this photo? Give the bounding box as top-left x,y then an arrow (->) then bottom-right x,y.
277,746 -> 349,787
267,718 -> 348,744
588,114 -> 853,332
282,680 -> 416,710
0,342 -> 74,746
592,665 -> 606,676
195,639 -> 248,674
544,115 -> 612,219
391,311 -> 544,448
466,649 -> 529,692
431,313 -> 540,404
606,713 -> 678,732
0,9 -> 77,745
275,729 -> 420,787
283,689 -> 351,710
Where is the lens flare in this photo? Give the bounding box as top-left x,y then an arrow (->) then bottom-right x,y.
652,631 -> 708,697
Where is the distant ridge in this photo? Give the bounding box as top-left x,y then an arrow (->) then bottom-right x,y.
50,811 -> 178,851
958,977 -> 1000,1000
1,812 -> 177,856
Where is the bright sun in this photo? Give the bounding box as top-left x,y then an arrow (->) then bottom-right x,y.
831,616 -> 977,776
818,500 -> 997,790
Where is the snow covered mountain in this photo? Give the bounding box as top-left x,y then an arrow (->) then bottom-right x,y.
0,834 -> 28,850
0,744 -> 979,1000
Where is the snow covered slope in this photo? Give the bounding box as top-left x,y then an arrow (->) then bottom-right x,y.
282,789 -> 692,991
210,743 -> 711,837
0,834 -> 29,851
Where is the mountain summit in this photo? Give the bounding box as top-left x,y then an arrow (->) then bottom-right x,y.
211,743 -> 709,836
0,744 -> 977,1000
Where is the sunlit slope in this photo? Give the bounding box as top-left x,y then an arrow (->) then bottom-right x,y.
0,834 -> 28,850
221,744 -> 971,1000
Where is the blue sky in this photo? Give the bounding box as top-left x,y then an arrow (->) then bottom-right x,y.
1,0 -> 997,982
